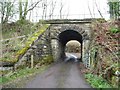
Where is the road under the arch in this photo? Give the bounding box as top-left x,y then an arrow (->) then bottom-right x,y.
25,60 -> 92,88
58,30 -> 83,60
25,30 -> 92,88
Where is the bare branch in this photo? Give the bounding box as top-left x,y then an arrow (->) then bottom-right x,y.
49,0 -> 57,19
87,1 -> 93,18
26,0 -> 42,13
0,1 -> 16,23
59,0 -> 64,19
94,0 -> 103,18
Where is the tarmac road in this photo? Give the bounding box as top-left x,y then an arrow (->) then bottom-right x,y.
25,61 -> 92,88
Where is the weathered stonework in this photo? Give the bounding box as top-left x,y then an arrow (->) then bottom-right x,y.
49,24 -> 91,67
16,23 -> 92,68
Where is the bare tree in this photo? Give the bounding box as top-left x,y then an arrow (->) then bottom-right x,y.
0,0 -> 16,58
65,10 -> 69,19
92,0 -> 95,18
0,24 -> 2,58
59,0 -> 63,19
49,0 -> 57,19
42,0 -> 47,20
87,1 -> 93,18
19,0 -> 42,21
0,0 -> 15,24
94,0 -> 103,18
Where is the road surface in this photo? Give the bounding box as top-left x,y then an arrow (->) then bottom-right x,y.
25,61 -> 92,88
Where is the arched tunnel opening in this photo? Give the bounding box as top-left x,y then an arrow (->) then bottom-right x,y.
65,40 -> 81,60
58,30 -> 83,62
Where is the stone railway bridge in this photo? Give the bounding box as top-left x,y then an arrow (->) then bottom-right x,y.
15,19 -> 93,68
1,19 -> 99,69
49,23 -> 91,66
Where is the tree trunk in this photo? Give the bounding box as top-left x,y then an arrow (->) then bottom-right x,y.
19,0 -> 23,21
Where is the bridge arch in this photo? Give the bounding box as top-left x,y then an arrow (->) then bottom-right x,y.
58,30 -> 83,60
50,24 -> 90,63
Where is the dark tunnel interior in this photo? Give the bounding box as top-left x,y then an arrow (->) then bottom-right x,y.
58,30 -> 83,60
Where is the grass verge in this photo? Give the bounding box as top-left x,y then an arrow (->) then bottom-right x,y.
0,65 -> 49,87
85,73 -> 112,88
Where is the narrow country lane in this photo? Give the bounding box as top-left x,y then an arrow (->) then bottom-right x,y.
25,61 -> 93,88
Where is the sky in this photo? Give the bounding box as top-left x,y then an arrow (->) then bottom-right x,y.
4,0 -> 110,22
27,0 -> 110,22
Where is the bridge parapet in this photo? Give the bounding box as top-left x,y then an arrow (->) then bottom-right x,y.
41,18 -> 104,24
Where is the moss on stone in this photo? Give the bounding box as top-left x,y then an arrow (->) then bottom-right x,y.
2,24 -> 50,63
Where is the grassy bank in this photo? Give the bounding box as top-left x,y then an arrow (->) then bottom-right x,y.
1,65 -> 49,87
1,20 -> 50,63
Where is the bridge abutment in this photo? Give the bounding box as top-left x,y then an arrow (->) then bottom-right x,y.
82,40 -> 91,68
